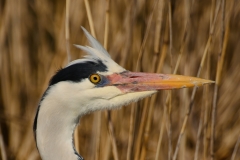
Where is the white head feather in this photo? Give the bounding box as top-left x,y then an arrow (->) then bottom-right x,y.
67,27 -> 125,74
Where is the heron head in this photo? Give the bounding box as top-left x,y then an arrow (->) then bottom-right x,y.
34,27 -> 214,160
43,27 -> 213,116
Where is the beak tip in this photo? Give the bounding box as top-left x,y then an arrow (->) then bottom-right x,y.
204,80 -> 215,84
195,79 -> 215,87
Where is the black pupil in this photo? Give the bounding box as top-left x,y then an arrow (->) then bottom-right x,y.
93,76 -> 98,80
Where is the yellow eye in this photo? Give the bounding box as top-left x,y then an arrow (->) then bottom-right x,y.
89,74 -> 101,84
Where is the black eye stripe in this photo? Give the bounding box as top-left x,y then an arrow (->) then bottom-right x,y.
49,60 -> 107,86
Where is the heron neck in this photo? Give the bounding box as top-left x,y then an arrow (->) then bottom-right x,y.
35,98 -> 83,160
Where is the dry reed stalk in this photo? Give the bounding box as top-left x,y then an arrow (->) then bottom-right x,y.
0,125 -> 6,160
139,4 -> 167,160
133,1 -> 159,160
133,101 -> 142,160
104,0 -> 110,49
126,3 -> 137,159
172,1 -> 221,159
104,1 -> 120,159
173,0 -> 194,74
154,0 -> 164,56
101,1 -> 112,159
27,150 -> 39,160
210,0 -> 216,28
167,91 -> 172,160
155,0 -> 194,158
84,0 -> 96,38
135,0 -> 159,71
127,103 -> 136,160
140,2 -> 165,159
138,98 -> 150,160
173,41 -> 208,160
163,48 -> 187,160
103,136 -> 111,160
203,47 -> 211,160
139,47 -> 170,159
0,5 -> 12,159
231,135 -> 240,160
193,96 -> 205,160
8,0 -> 23,155
210,1 -> 228,159
105,111 -> 120,160
154,16 -> 170,160
94,112 -> 102,160
181,0 -> 195,160
65,0 -> 71,62
106,112 -> 119,160
155,101 -> 168,160
167,1 -> 173,159
155,51 -> 185,160
120,0 -> 136,68
15,123 -> 36,159
179,81 -> 187,160
168,0 -> 173,70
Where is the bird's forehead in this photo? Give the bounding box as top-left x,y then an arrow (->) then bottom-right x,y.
68,59 -> 125,75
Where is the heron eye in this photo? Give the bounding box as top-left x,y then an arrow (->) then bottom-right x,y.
89,74 -> 101,84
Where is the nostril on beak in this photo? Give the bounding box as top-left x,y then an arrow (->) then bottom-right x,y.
129,76 -> 140,78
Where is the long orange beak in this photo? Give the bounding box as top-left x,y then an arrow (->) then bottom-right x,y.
106,71 -> 214,93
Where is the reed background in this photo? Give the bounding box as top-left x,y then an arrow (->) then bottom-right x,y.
1,0 -> 240,160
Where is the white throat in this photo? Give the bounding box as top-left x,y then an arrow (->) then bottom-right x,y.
35,88 -> 83,160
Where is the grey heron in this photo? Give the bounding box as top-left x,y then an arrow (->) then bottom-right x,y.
33,27 -> 213,160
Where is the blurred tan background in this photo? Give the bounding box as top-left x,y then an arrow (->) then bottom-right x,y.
1,0 -> 240,160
